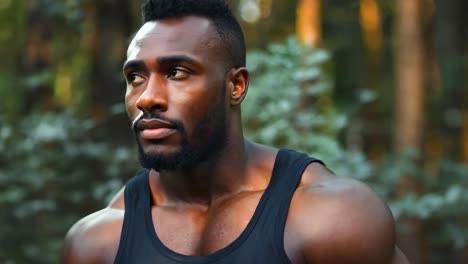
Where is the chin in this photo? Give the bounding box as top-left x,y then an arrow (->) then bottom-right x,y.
137,143 -> 194,171
142,144 -> 181,156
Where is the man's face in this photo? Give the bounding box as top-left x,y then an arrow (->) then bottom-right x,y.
123,16 -> 230,171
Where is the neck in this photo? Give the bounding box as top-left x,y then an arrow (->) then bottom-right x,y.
148,138 -> 255,207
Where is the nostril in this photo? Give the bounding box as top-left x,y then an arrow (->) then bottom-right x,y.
150,103 -> 167,112
137,101 -> 167,114
135,90 -> 168,113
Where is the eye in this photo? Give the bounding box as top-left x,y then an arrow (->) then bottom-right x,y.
127,73 -> 145,86
167,67 -> 190,79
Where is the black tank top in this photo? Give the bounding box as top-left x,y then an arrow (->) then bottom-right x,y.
114,149 -> 323,264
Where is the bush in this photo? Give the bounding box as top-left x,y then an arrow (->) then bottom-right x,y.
0,111 -> 137,263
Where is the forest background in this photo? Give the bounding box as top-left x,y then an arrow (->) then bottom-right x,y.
0,0 -> 466,263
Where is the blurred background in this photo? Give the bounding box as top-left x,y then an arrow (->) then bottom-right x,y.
0,0 -> 466,263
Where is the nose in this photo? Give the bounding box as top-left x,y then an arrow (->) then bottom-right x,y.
135,75 -> 168,113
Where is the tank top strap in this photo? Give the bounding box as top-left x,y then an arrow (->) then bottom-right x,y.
273,149 -> 324,201
114,169 -> 150,264
268,149 -> 325,262
124,169 -> 150,199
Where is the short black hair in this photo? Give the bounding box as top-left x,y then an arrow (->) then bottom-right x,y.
142,0 -> 246,68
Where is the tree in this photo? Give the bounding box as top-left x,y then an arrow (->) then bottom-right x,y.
296,0 -> 321,48
394,0 -> 427,263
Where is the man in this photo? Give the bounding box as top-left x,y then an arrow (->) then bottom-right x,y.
61,0 -> 409,263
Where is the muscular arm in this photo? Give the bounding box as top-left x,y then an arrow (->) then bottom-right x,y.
286,164 -> 409,264
61,188 -> 126,264
60,208 -> 124,264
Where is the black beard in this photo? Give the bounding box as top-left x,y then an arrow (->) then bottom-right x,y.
133,88 -> 227,171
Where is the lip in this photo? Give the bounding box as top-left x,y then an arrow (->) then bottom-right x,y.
140,127 -> 176,140
137,118 -> 177,140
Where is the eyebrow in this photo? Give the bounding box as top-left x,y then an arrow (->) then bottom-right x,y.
157,55 -> 200,66
122,60 -> 145,72
122,55 -> 201,72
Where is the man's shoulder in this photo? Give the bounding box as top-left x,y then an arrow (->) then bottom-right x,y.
61,205 -> 125,263
285,162 -> 396,263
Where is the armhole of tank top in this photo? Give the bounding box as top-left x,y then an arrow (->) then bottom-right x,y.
113,184 -> 133,264
274,152 -> 323,263
113,170 -> 148,264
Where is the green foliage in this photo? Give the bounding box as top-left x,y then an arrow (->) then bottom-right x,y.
244,37 -> 374,172
244,37 -> 344,160
243,37 -> 468,260
0,112 -> 138,263
0,0 -> 26,119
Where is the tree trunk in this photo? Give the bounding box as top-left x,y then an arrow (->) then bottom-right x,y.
394,0 -> 425,151
394,0 -> 427,263
358,0 -> 384,159
296,0 -> 321,48
90,0 -> 136,143
359,0 -> 382,57
0,0 -> 26,121
464,78 -> 468,164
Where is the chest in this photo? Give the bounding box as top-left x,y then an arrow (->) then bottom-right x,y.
151,191 -> 263,256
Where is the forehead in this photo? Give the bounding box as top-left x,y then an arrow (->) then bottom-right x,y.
127,16 -> 219,62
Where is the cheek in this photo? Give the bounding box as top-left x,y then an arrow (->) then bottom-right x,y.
173,84 -> 207,111
171,93 -> 211,133
189,91 -> 226,126
125,90 -> 140,120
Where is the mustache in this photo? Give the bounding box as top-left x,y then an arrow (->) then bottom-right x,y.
131,112 -> 184,132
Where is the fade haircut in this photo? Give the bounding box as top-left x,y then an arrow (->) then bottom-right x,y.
142,0 -> 246,68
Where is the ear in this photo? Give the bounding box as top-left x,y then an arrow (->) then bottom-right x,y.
227,67 -> 250,106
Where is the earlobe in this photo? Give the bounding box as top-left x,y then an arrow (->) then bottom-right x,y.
229,67 -> 249,106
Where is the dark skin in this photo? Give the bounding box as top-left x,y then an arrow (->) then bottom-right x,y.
61,16 -> 410,264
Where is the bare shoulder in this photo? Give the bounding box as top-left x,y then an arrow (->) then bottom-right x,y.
285,163 -> 398,264
61,188 -> 126,264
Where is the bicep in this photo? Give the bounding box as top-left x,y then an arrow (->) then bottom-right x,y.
60,209 -> 123,264
60,230 -> 99,264
297,179 -> 397,263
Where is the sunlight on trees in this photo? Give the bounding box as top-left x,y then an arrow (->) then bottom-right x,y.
359,0 -> 382,53
296,0 -> 321,48
394,0 -> 427,262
